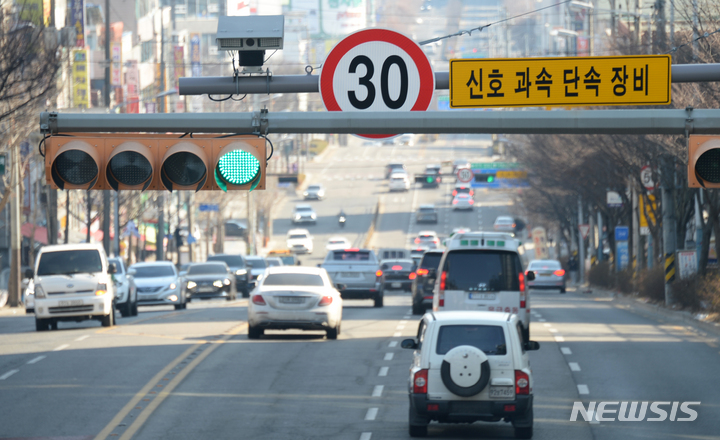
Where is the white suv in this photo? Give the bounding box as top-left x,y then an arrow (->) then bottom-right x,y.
402,311 -> 539,438
286,229 -> 314,254
432,231 -> 535,341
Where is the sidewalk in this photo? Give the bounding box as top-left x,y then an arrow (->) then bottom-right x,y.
0,306 -> 27,317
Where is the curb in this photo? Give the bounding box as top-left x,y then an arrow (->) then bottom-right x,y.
0,306 -> 27,317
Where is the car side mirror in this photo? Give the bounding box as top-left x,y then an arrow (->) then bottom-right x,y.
317,263 -> 322,267
401,339 -> 418,349
525,341 -> 540,351
335,283 -> 346,291
525,271 -> 535,281
24,268 -> 34,279
108,263 -> 117,274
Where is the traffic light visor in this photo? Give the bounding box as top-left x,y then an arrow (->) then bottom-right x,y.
214,140 -> 264,191
696,149 -> 720,184
106,141 -> 154,191
50,140 -> 101,189
689,137 -> 720,188
160,141 -> 209,191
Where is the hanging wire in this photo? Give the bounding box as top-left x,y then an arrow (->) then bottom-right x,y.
662,29 -> 720,55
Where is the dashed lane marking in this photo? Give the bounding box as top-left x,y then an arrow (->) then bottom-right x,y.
0,369 -> 19,380
388,341 -> 398,348
53,344 -> 69,351
75,335 -> 90,342
396,325 -> 405,330
360,432 -> 372,440
372,385 -> 384,397
27,355 -> 46,364
561,347 -> 572,355
549,329 -> 558,333
569,362 -> 581,371
384,353 -> 394,361
365,408 -> 379,421
554,336 -> 565,342
543,323 -> 551,327
400,320 -> 408,324
393,332 -> 402,337
577,384 -> 589,394
378,367 -> 389,377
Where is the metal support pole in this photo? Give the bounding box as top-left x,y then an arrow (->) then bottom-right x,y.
647,233 -> 654,269
187,192 -> 194,262
661,157 -> 676,305
597,211 -> 604,262
102,191 -> 111,255
64,190 -> 70,244
632,186 -> 640,275
156,194 -> 165,261
104,0 -> 111,107
9,134 -> 22,307
113,191 -> 120,256
695,192 -> 703,268
578,196 -> 585,285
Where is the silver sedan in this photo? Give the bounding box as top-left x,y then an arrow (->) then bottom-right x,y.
526,259 -> 566,293
451,193 -> 474,210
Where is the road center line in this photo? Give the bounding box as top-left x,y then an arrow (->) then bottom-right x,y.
577,384 -> 590,394
560,347 -> 572,355
378,367 -> 389,377
53,344 -> 69,351
393,332 -> 402,337
0,369 -> 19,380
365,408 -> 378,421
384,353 -> 394,361
388,341 -> 398,348
372,385 -> 384,397
360,432 -> 372,440
569,362 -> 581,371
27,355 -> 46,364
75,335 -> 90,342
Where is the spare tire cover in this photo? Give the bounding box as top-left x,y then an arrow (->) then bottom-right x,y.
440,345 -> 491,397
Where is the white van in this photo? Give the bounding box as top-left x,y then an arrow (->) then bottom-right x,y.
432,232 -> 534,340
30,243 -> 117,331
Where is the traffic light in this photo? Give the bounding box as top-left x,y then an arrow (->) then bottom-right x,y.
475,173 -> 496,183
44,134 -> 266,191
689,135 -> 720,188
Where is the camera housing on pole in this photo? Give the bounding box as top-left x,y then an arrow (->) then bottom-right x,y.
216,15 -> 284,74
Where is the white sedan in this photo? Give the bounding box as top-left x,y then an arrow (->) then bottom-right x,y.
452,193 -> 474,210
247,267 -> 343,339
326,236 -> 352,251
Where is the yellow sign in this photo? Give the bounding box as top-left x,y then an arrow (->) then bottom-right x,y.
450,55 -> 671,108
497,170 -> 527,179
72,49 -> 89,109
639,194 -> 657,228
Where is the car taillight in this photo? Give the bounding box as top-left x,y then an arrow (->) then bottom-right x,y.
252,295 -> 266,305
413,369 -> 428,394
512,223 -> 516,228
414,238 -> 421,244
554,269 -> 566,277
452,200 -> 458,205
318,296 -> 333,306
515,370 -> 530,395
376,270 -> 383,277
518,272 -> 525,292
469,200 -> 474,205
469,190 -> 474,196
417,268 -> 429,276
452,190 -> 458,196
439,271 -> 447,291
409,273 -> 417,280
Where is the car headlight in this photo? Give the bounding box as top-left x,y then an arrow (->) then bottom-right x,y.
235,269 -> 247,276
223,278 -> 231,286
187,281 -> 197,289
303,191 -> 308,196
95,283 -> 108,296
213,280 -> 223,288
310,213 -> 316,219
294,214 -> 301,220
169,283 -> 177,290
34,284 -> 45,299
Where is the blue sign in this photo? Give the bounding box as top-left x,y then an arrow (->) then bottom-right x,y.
615,226 -> 629,242
616,240 -> 630,271
199,204 -> 219,212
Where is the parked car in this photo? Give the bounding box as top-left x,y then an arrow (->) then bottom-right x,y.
184,262 -> 237,301
30,243 -> 117,331
287,229 -> 314,254
129,261 -> 186,310
416,205 -> 439,224
292,204 -> 317,225
379,259 -> 416,292
247,266 -> 343,339
526,259 -> 566,293
0,266 -> 32,311
206,254 -> 250,297
411,250 -> 443,315
389,172 -> 412,191
321,248 -> 383,307
303,184 -> 326,200
245,256 -> 269,288
402,311 -> 539,438
109,257 -> 138,317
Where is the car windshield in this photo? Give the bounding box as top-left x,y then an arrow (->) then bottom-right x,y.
436,325 -> 507,355
262,273 -> 324,286
289,234 -> 308,239
419,207 -> 435,212
247,258 -> 267,268
279,256 -> 296,265
308,185 -> 321,190
296,207 -> 313,212
37,250 -> 103,276
420,253 -> 442,270
132,265 -> 176,278
207,255 -> 245,267
443,250 -> 521,292
187,264 -> 227,275
496,218 -> 513,224
332,251 -> 371,261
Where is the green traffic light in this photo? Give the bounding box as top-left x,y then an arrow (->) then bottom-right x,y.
215,150 -> 261,191
426,176 -> 433,183
487,176 -> 494,183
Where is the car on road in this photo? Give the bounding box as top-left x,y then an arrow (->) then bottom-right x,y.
418,164 -> 442,188
303,184 -> 326,201
292,204 -> 317,225
31,243 -> 117,331
206,254 -> 250,297
452,193 -> 475,210
266,257 -> 284,267
379,259 -> 416,292
267,249 -> 298,266
452,184 -> 474,197
287,228 -> 314,254
433,231 -> 535,341
395,134 -> 415,146
184,262 -> 237,301
526,259 -> 566,293
416,204 -> 439,224
385,162 -> 407,179
389,172 -> 411,191
411,249 -> 443,315
402,311 -> 539,438
245,256 -> 269,288
247,266 -> 343,339
414,230 -> 440,249
326,236 -> 351,252
130,261 -> 186,310
321,248 -> 383,307
493,216 -> 519,236
109,257 -> 138,317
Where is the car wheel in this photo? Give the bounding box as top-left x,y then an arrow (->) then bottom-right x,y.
120,301 -> 131,318
560,287 -> 566,293
373,294 -> 384,308
440,345 -> 491,397
174,303 -> 185,310
50,321 -> 58,330
131,299 -> 139,316
101,308 -> 114,327
513,407 -> 534,439
248,325 -> 263,339
326,325 -> 339,340
35,317 -> 48,331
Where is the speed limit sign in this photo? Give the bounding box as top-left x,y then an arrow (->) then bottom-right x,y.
457,168 -> 474,183
319,28 -> 435,139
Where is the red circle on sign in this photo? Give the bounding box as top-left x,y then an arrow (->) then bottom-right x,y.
320,28 -> 435,139
457,168 -> 473,183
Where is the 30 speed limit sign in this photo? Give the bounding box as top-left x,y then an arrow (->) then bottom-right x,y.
457,168 -> 474,183
320,28 -> 435,139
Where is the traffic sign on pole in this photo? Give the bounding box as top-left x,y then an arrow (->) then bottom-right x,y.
579,224 -> 590,240
319,28 -> 435,139
640,165 -> 655,191
456,167 -> 474,183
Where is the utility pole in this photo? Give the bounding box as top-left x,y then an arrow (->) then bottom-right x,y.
156,194 -> 165,261
187,192 -> 194,262
597,211 -> 604,262
113,192 -> 120,256
578,196 -> 585,285
46,187 -> 58,245
632,186 -> 640,275
634,0 -> 641,50
104,0 -> 111,107
661,156 -> 676,305
86,191 -> 92,243
64,191 -> 70,244
158,8 -> 166,113
8,129 -> 22,307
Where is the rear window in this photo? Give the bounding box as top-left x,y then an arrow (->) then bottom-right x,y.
263,273 -> 324,286
187,264 -> 227,275
207,255 -> 245,267
279,256 -> 296,265
419,234 -> 435,239
308,185 -> 321,190
296,207 -> 313,212
246,258 -> 267,269
436,325 -> 507,355
132,265 -> 176,278
38,250 -> 103,276
381,261 -> 413,270
266,259 -> 282,267
420,253 -> 442,270
528,261 -> 561,270
109,259 -> 125,274
419,207 -> 435,213
332,251 -> 371,261
443,250 -> 521,292
289,234 -> 308,239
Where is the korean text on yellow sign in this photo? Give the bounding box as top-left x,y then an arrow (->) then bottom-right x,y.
450,55 -> 671,108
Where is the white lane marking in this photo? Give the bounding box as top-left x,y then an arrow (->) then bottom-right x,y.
372,385 -> 384,397
365,408 -> 379,421
577,384 -> 589,394
379,367 -> 389,377
53,344 -> 69,351
554,336 -> 565,342
27,355 -> 46,365
388,341 -> 398,348
396,325 -> 405,330
561,347 -> 572,355
360,433 -> 372,440
569,362 -> 581,371
384,353 -> 394,361
74,335 -> 89,342
549,328 -> 558,333
400,320 -> 408,324
0,369 -> 19,380
539,319 -> 547,322
393,332 -> 402,337
543,323 -> 551,327
403,316 -> 411,320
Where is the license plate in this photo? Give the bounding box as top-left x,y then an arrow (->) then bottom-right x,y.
489,386 -> 514,398
199,287 -> 215,292
391,282 -> 402,288
469,293 -> 496,300
58,300 -> 83,307
278,296 -> 305,304
341,272 -> 361,278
